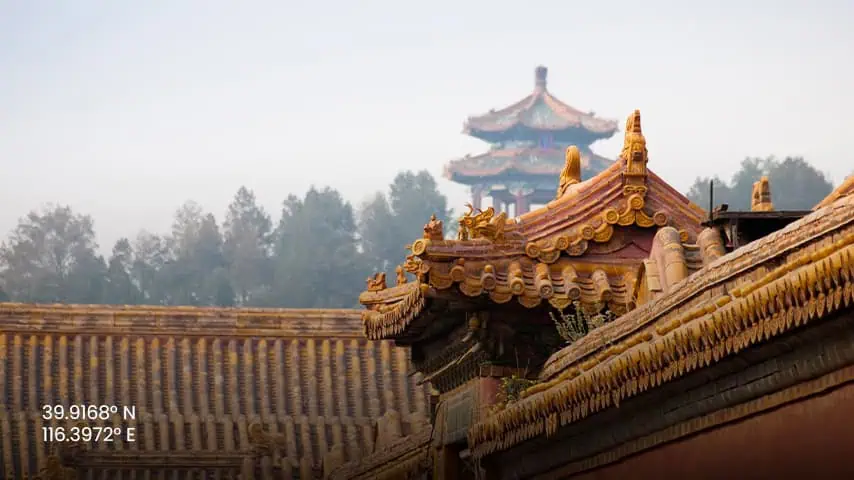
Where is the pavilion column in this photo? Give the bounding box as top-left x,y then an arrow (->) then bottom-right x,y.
471,186 -> 484,211
510,187 -> 534,215
514,193 -> 529,215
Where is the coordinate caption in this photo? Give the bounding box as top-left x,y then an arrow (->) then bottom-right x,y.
42,404 -> 137,443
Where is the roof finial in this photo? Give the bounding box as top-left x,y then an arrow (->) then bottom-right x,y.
751,176 -> 774,212
556,146 -> 582,198
621,110 -> 649,194
535,66 -> 548,89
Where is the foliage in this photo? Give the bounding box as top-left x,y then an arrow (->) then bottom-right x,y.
223,187 -> 273,306
550,301 -> 617,345
0,204 -> 105,303
359,170 -> 451,279
490,374 -> 537,413
257,187 -> 367,308
687,156 -> 834,211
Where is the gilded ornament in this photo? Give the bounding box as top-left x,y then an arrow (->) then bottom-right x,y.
248,422 -> 287,455
580,224 -> 595,241
403,253 -> 424,276
411,239 -> 428,256
366,272 -> 387,292
603,208 -> 620,225
557,146 -> 582,198
751,176 -> 774,212
423,214 -> 444,240
32,456 -> 76,480
395,265 -> 408,285
622,185 -> 648,196
621,110 -> 649,197
457,203 -> 508,243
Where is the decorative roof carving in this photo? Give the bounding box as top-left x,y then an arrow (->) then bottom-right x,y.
248,422 -> 287,456
621,109 -> 648,193
751,176 -> 774,212
366,272 -> 387,292
423,214 -> 444,241
457,204 -> 508,242
395,265 -> 408,285
556,146 -> 582,198
33,456 -> 77,480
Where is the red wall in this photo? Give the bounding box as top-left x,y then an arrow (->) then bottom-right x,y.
572,382 -> 854,480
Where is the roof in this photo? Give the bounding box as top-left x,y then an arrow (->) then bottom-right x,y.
0,303 -> 430,479
0,303 -> 366,336
328,424 -> 432,480
815,174 -> 854,210
633,226 -> 726,305
361,111 -> 707,341
443,146 -> 612,185
466,192 -> 854,460
463,66 -> 619,144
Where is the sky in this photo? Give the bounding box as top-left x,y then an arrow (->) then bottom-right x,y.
1,0 -> 852,251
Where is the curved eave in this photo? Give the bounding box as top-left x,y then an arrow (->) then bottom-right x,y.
464,90 -> 618,144
359,282 -> 429,340
465,124 -> 616,145
443,149 -> 614,185
444,163 -> 563,185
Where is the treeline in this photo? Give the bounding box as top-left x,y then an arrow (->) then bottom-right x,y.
685,156 -> 834,211
0,157 -> 836,308
0,171 -> 449,308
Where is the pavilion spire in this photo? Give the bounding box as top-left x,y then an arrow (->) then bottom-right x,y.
535,65 -> 548,90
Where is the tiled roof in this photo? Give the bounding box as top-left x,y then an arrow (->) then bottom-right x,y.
467,193 -> 854,459
464,67 -> 618,142
361,111 -> 707,342
328,425 -> 432,480
443,147 -> 612,184
815,174 -> 854,210
0,304 -> 430,478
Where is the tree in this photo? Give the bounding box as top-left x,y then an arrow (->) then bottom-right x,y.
687,156 -> 833,211
130,231 -> 171,304
103,238 -> 142,305
359,171 -> 451,276
160,202 -> 234,306
262,187 -> 366,308
0,205 -> 105,303
223,187 -> 273,306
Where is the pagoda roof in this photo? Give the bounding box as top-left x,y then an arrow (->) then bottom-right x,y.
467,190 -> 854,461
359,111 -> 708,341
443,146 -> 612,185
463,66 -> 619,144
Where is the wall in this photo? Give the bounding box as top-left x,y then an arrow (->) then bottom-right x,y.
571,381 -> 854,480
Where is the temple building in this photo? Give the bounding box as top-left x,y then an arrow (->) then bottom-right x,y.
0,305 -> 429,479
444,66 -> 618,216
342,110 -> 854,479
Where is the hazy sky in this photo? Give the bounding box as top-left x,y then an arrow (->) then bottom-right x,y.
2,0 -> 852,251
